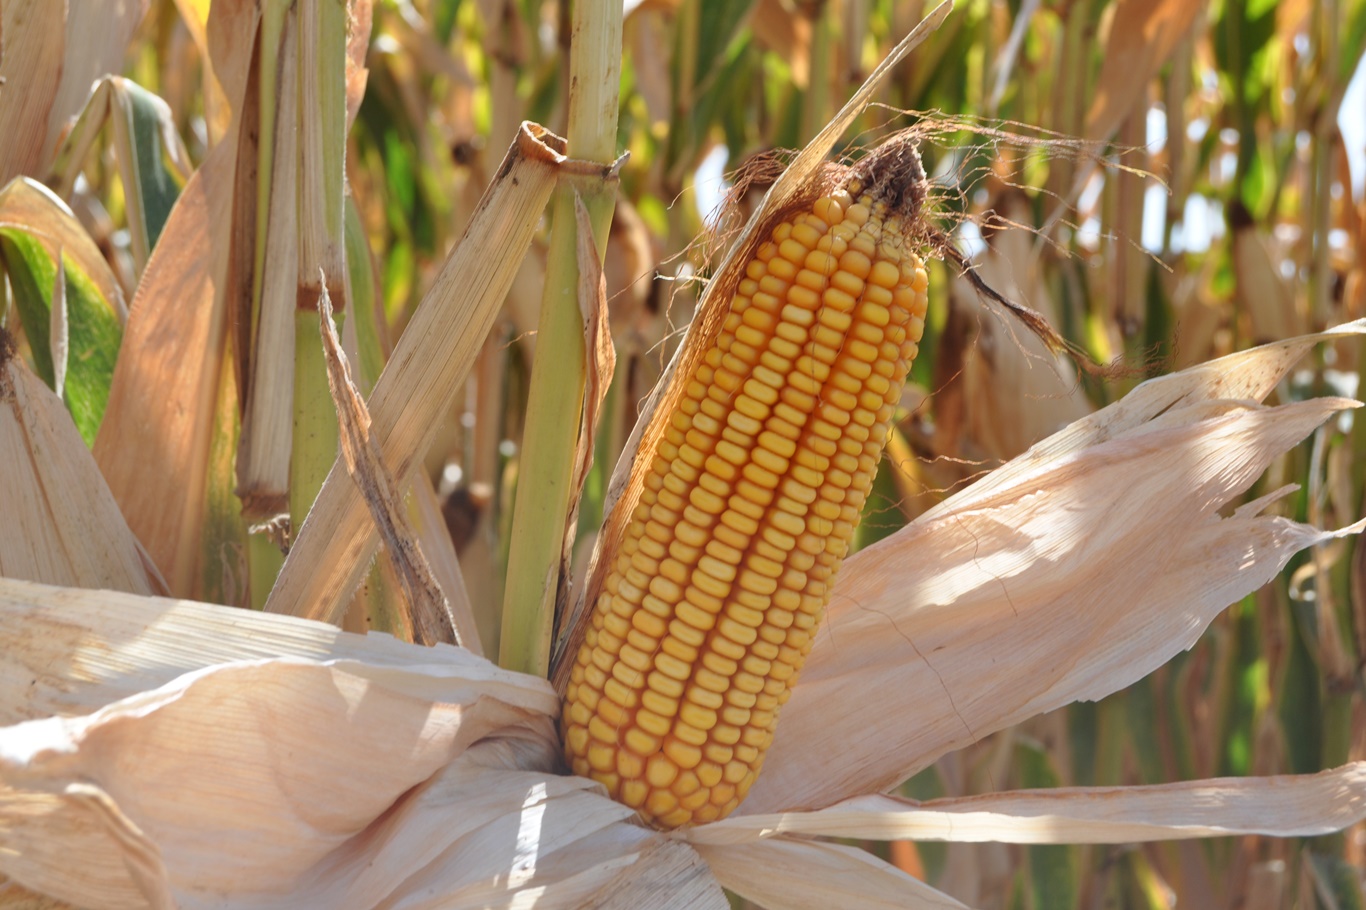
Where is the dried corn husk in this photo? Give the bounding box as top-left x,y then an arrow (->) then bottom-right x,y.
3,326 -> 1364,909
0,342 -> 163,595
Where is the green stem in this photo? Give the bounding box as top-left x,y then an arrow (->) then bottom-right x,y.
499,0 -> 622,677
289,0 -> 348,527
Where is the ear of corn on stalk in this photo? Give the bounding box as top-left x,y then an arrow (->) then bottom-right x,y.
563,136 -> 930,828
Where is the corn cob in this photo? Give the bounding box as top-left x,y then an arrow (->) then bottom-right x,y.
563,138 -> 930,828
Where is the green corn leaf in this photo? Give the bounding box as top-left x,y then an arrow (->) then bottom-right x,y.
0,228 -> 121,445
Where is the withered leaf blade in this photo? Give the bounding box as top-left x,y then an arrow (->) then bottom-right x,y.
317,281 -> 459,647
553,192 -> 617,645
691,765 -> 1366,845
93,150 -> 241,602
0,337 -> 165,596
267,123 -> 616,627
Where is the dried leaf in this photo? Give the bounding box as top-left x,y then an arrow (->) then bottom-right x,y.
318,283 -> 458,647
410,473 -> 483,655
0,0 -> 65,184
943,214 -> 1090,461
92,149 -> 237,599
696,837 -> 968,910
696,764 -> 1366,844
266,124 -> 617,626
1085,0 -> 1202,143
0,349 -> 164,596
46,0 -> 151,160
745,325 -> 1366,813
233,13 -> 298,516
1230,203 -> 1303,343
554,193 -> 618,634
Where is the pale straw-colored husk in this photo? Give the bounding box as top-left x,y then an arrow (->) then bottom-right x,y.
2,325 -> 1364,908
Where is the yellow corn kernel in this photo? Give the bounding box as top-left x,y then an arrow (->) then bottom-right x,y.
563,141 -> 932,829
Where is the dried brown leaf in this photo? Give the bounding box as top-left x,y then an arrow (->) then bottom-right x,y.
697,764 -> 1366,844
0,1 -> 65,184
266,124 -> 615,626
1085,0 -> 1202,143
0,346 -> 164,596
92,150 -> 234,598
554,193 -> 618,633
318,283 -> 458,647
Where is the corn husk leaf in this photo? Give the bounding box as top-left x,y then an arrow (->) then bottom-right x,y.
0,352 -> 163,596
0,578 -> 722,910
744,323 -> 1366,814
695,838 -> 970,910
693,765 -> 1366,844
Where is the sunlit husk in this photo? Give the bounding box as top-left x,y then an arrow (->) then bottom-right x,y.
0,353 -> 162,595
0,579 -> 723,910
92,154 -> 239,600
691,766 -> 1366,845
745,323 -> 1366,813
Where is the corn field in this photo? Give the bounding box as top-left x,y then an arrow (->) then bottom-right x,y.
0,0 -> 1364,907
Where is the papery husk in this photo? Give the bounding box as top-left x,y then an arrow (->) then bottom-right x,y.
0,348 -> 164,596
694,837 -> 969,910
745,323 -> 1366,813
692,764 -> 1366,844
0,579 -> 723,909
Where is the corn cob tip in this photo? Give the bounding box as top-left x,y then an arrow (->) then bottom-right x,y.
846,133 -> 928,226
